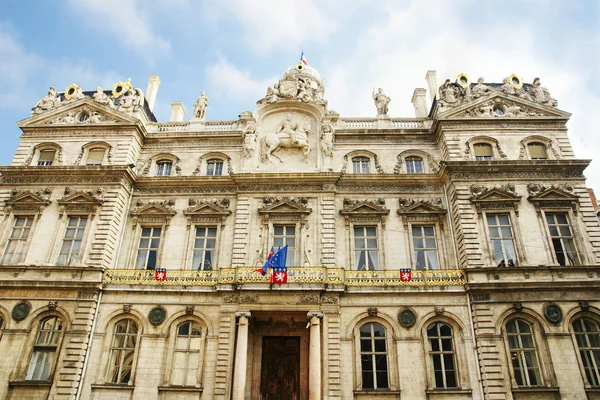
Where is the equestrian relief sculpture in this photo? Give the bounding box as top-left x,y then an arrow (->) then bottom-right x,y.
260,114 -> 311,164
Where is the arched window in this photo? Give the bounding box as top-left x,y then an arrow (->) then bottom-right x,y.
427,322 -> 458,388
505,319 -> 542,386
352,157 -> 371,174
474,143 -> 493,161
405,156 -> 424,173
156,160 -> 173,176
107,319 -> 139,384
528,142 -> 548,160
359,322 -> 388,390
573,318 -> 600,387
37,149 -> 56,166
26,316 -> 64,380
172,321 -> 203,386
206,159 -> 224,176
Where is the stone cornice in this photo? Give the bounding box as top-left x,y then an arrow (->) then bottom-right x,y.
0,166 -> 137,186
439,159 -> 590,180
338,173 -> 441,186
432,117 -> 569,137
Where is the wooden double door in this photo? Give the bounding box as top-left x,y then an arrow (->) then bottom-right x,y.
260,336 -> 300,400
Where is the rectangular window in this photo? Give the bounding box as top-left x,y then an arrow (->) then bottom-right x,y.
86,149 -> 105,165
506,319 -> 542,386
192,227 -> 217,270
273,224 -> 295,267
428,322 -> 458,388
172,321 -> 202,386
1,216 -> 34,265
354,226 -> 378,270
528,143 -> 547,160
412,225 -> 439,270
486,214 -> 518,267
359,322 -> 389,390
352,157 -> 370,174
37,150 -> 55,166
26,317 -> 63,381
156,162 -> 172,176
135,227 -> 161,270
57,216 -> 88,265
406,157 -> 424,173
545,212 -> 578,266
206,160 -> 223,176
474,144 -> 493,161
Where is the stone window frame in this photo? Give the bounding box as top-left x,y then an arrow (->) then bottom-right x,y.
464,136 -> 507,161
569,312 -> 600,389
519,136 -> 560,161
162,315 -> 209,388
542,210 -> 581,266
422,317 -> 467,390
480,210 -> 525,268
74,141 -> 112,166
408,223 -> 443,270
141,153 -> 180,177
395,149 -> 438,174
342,150 -> 384,175
25,142 -> 63,167
193,152 -> 232,177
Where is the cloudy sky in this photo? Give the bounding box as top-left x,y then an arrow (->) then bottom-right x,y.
1,1 -> 599,188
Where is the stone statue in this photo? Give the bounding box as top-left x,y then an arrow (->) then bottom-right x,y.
260,114 -> 311,163
243,125 -> 257,158
277,113 -> 309,145
527,78 -> 557,107
499,77 -> 531,101
33,86 -> 61,115
438,79 -> 461,106
193,91 -> 209,120
118,85 -> 141,112
70,85 -> 85,101
372,88 -> 391,116
320,124 -> 334,157
92,86 -> 115,108
297,80 -> 313,102
471,77 -> 493,99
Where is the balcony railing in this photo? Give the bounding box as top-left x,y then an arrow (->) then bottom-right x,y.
103,267 -> 465,287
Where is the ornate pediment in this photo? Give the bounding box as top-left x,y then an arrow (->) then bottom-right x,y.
5,188 -> 52,215
184,198 -> 231,225
340,198 -> 389,227
259,197 -> 311,220
397,198 -> 446,228
527,183 -> 578,214
57,188 -> 104,216
131,199 -> 176,225
469,184 -> 521,214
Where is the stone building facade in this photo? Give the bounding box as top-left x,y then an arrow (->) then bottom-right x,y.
0,65 -> 599,400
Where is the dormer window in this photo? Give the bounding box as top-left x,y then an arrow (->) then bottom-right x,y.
352,157 -> 370,174
86,148 -> 106,166
156,161 -> 173,176
474,143 -> 493,161
37,150 -> 56,166
206,159 -> 223,176
405,156 -> 424,173
528,142 -> 548,160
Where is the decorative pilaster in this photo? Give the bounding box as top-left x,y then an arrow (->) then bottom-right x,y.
308,311 -> 324,400
232,311 -> 251,400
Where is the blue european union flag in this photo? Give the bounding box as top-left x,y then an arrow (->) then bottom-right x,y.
265,245 -> 288,270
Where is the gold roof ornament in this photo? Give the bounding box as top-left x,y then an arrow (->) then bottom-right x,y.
112,78 -> 133,99
508,73 -> 523,89
295,62 -> 305,72
64,84 -> 80,101
455,73 -> 470,89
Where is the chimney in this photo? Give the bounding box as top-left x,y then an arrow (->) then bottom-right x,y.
145,74 -> 161,112
170,102 -> 186,122
411,88 -> 428,118
425,70 -> 438,105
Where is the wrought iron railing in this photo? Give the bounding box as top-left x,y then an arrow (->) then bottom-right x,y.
103,267 -> 465,286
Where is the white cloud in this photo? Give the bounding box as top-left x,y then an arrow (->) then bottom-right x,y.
206,58 -> 277,102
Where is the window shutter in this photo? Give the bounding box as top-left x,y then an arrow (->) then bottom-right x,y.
39,150 -> 55,162
528,143 -> 547,159
86,149 -> 105,165
474,144 -> 492,157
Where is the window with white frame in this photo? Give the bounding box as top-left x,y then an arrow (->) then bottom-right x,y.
545,212 -> 578,266
427,322 -> 458,388
172,321 -> 202,386
107,319 -> 139,384
192,226 -> 217,270
352,156 -> 370,174
273,224 -> 295,266
573,317 -> 600,387
528,143 -> 548,160
405,156 -> 424,173
412,225 -> 439,270
26,316 -> 63,381
474,143 -> 493,161
156,161 -> 173,176
486,214 -> 518,267
86,148 -> 106,165
206,159 -> 223,176
354,226 -> 378,270
37,150 -> 56,166
1,216 -> 34,265
359,322 -> 389,390
505,319 -> 542,387
57,216 -> 88,265
135,227 -> 161,270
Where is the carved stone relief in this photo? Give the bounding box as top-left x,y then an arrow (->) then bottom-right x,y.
260,113 -> 312,164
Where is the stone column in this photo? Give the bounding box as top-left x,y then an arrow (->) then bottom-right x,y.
232,311 -> 251,400
307,311 -> 324,400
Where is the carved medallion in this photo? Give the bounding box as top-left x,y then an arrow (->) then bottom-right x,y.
12,301 -> 31,322
148,306 -> 167,326
543,303 -> 563,325
398,308 -> 417,328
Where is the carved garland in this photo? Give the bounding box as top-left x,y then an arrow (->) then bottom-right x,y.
469,184 -> 521,215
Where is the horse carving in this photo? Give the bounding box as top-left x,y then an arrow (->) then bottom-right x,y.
260,114 -> 311,163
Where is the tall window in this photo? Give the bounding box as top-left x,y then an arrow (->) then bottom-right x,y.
573,318 -> 600,387
506,319 -> 541,387
405,156 -> 424,173
545,212 -> 578,266
37,150 -> 56,166
474,143 -> 493,161
359,322 -> 389,390
136,227 -> 161,270
528,143 -> 548,160
355,226 -> 378,270
107,319 -> 138,384
57,216 -> 87,265
352,157 -> 370,174
192,227 -> 216,270
273,225 -> 295,266
26,316 -> 63,381
156,161 -> 172,176
427,322 -> 458,389
206,159 -> 223,176
486,214 -> 517,267
86,148 -> 105,165
412,225 -> 439,270
172,321 -> 202,386
1,216 -> 34,265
